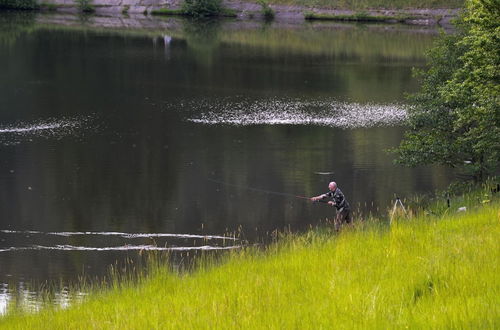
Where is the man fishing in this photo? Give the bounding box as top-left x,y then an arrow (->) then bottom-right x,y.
310,181 -> 351,228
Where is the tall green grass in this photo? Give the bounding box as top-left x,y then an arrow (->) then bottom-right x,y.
1,185 -> 498,328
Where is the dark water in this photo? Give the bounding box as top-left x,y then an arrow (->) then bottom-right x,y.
0,12 -> 453,312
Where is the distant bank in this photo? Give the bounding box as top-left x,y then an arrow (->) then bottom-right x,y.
1,0 -> 462,26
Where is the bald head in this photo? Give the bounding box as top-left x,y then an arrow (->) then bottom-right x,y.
328,181 -> 337,192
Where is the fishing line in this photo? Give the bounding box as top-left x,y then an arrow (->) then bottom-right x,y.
207,178 -> 312,201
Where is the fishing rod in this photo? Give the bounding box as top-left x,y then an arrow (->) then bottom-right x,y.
207,178 -> 327,203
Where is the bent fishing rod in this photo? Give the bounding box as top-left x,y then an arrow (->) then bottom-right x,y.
207,178 -> 328,203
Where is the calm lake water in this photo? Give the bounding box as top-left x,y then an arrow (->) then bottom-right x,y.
0,12 -> 453,312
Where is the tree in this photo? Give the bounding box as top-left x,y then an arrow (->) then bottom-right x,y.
182,0 -> 223,17
394,0 -> 500,181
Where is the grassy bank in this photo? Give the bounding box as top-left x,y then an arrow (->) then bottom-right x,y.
1,186 -> 499,328
269,0 -> 464,10
150,7 -> 237,17
304,11 -> 418,22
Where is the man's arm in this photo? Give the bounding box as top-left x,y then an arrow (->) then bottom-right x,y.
310,194 -> 326,202
310,193 -> 335,206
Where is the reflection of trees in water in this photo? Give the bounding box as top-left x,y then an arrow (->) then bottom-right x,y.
182,18 -> 222,46
181,18 -> 223,65
0,12 -> 35,46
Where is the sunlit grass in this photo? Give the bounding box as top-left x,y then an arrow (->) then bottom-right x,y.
1,184 -> 499,328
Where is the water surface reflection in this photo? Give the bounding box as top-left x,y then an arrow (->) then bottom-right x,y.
0,12 -> 453,313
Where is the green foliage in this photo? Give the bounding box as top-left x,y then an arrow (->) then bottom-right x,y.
150,8 -> 185,15
220,7 -> 237,16
258,0 -> 275,20
0,0 -> 37,10
394,0 -> 500,181
153,0 -> 237,17
75,0 -> 94,13
121,4 -> 129,14
39,2 -> 58,10
304,11 -> 411,22
181,0 -> 224,17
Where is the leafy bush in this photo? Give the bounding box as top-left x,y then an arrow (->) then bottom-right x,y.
0,0 -> 38,10
39,2 -> 58,10
181,0 -> 223,17
75,0 -> 94,13
258,0 -> 274,20
121,4 -> 129,14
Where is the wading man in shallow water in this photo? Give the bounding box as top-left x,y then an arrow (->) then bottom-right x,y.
311,181 -> 351,229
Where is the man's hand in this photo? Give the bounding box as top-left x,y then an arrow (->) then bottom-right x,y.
328,201 -> 335,206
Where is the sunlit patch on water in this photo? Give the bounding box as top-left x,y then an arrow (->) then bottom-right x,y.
0,115 -> 97,145
184,98 -> 408,128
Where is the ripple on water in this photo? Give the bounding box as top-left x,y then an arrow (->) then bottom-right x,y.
0,115 -> 97,145
0,229 -> 238,240
0,230 -> 240,253
0,245 -> 241,252
184,98 -> 408,128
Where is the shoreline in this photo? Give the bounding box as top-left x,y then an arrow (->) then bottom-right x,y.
2,184 -> 498,327
4,1 -> 461,27
225,3 -> 459,26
